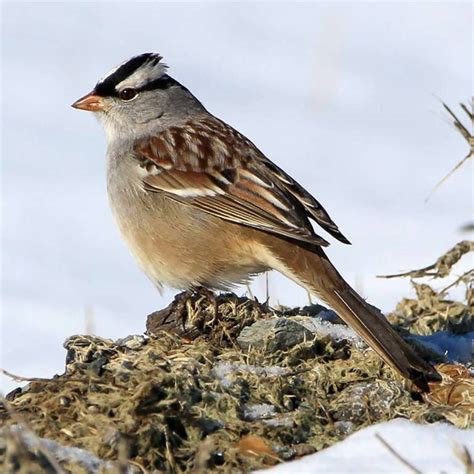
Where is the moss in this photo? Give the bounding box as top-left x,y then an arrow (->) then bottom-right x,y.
1,286 -> 472,473
2,235 -> 473,472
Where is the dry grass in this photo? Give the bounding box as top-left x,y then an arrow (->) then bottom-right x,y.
1,281 -> 472,472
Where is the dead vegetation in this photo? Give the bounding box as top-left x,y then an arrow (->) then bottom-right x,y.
381,240 -> 473,336
0,275 -> 472,472
426,100 -> 473,201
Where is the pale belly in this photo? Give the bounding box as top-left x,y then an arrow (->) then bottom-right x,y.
107,177 -> 268,290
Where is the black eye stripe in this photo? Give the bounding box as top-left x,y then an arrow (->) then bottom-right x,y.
96,73 -> 178,98
137,74 -> 177,92
115,75 -> 180,97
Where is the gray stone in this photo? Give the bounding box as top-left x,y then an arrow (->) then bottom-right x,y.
263,413 -> 295,428
331,381 -> 410,424
0,425 -> 139,473
237,318 -> 315,352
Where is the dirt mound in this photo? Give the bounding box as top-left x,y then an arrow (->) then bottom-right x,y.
1,274 -> 472,473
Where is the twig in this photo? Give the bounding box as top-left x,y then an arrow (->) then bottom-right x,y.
442,102 -> 472,143
426,153 -> 472,202
164,426 -> 178,473
378,264 -> 435,279
453,442 -> 474,474
439,269 -> 474,295
378,240 -> 474,280
460,102 -> 473,120
1,368 -> 129,390
426,100 -> 473,202
375,433 -> 421,474
1,368 -> 51,383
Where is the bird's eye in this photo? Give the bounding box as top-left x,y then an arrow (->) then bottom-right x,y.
119,88 -> 138,101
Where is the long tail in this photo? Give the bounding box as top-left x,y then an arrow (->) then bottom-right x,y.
265,238 -> 440,391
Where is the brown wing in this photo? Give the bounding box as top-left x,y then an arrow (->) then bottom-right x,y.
134,117 -> 349,247
258,159 -> 351,244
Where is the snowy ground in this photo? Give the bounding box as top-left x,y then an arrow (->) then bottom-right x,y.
258,419 -> 474,473
1,3 -> 472,395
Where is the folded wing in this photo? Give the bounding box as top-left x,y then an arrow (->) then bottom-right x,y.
134,116 -> 350,247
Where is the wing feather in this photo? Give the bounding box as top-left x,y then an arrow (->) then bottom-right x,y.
135,117 -> 349,247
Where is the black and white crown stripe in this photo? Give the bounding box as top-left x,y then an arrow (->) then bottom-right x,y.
94,53 -> 172,97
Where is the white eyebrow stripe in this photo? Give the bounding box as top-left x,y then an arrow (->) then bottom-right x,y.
115,61 -> 168,91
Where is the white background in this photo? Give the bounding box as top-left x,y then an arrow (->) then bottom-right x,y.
1,2 -> 472,393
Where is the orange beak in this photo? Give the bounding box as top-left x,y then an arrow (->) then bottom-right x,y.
71,91 -> 107,112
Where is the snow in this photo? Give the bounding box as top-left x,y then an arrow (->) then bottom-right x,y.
242,403 -> 277,421
257,419 -> 474,473
212,362 -> 290,389
297,317 -> 364,346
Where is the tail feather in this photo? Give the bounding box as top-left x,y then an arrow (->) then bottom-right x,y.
266,239 -> 440,391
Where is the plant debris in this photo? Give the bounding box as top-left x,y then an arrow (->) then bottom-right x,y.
384,241 -> 473,336
426,99 -> 473,201
1,275 -> 472,472
379,240 -> 473,280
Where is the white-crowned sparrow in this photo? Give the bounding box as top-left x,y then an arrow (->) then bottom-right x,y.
72,53 -> 438,391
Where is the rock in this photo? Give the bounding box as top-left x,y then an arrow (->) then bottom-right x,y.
314,310 -> 345,325
237,315 -> 362,355
334,421 -> 355,436
291,443 -> 317,457
238,318 -> 315,352
116,335 -> 147,350
0,425 -> 140,473
263,413 -> 295,428
331,381 -> 412,424
275,441 -> 316,461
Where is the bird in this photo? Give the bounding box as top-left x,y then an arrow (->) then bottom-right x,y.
72,52 -> 439,391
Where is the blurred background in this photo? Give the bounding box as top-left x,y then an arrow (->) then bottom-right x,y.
1,2 -> 472,393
